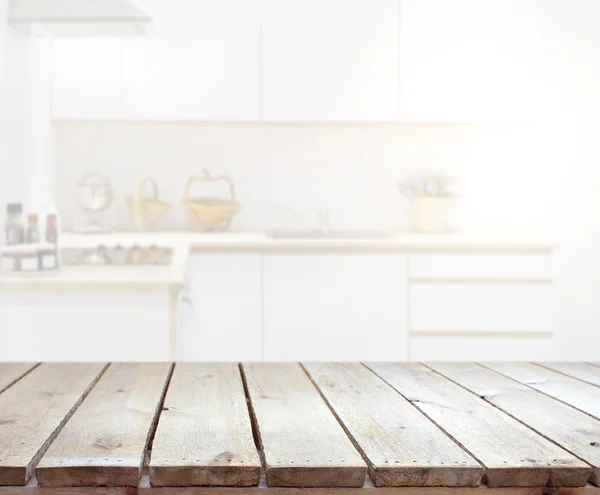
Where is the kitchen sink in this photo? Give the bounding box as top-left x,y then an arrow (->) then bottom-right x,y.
264,230 -> 392,240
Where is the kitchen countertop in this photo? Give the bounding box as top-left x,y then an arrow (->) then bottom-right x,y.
0,231 -> 558,292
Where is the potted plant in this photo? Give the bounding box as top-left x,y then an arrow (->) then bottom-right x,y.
397,176 -> 455,233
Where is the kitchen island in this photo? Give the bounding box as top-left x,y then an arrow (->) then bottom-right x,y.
0,232 -> 558,362
0,362 -> 599,494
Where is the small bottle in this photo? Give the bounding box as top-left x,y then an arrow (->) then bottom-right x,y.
45,213 -> 58,244
26,214 -> 40,244
39,214 -> 59,271
5,203 -> 24,245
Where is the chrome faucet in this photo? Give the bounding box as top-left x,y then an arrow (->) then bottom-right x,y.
317,210 -> 331,234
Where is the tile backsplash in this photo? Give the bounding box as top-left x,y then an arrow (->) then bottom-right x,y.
54,121 -> 555,235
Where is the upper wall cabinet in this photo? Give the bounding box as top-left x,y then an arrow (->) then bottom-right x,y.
399,0 -> 547,122
122,0 -> 260,121
261,0 -> 399,121
52,38 -> 122,120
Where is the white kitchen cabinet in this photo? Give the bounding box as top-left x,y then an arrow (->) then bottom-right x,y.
122,0 -> 260,121
261,0 -> 398,121
0,292 -> 170,361
182,254 -> 262,361
410,283 -> 553,333
52,38 -> 122,119
399,0 -> 546,122
406,252 -> 556,361
410,335 -> 556,361
263,254 -> 408,361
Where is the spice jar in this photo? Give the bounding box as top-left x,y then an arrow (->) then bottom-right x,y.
26,214 -> 40,244
5,203 -> 24,245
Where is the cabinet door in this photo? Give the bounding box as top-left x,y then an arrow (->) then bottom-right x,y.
0,292 -> 170,361
122,0 -> 260,121
399,0 -> 546,122
52,38 -> 122,119
410,335 -> 556,361
262,0 -> 398,121
263,254 -> 408,361
184,254 -> 262,361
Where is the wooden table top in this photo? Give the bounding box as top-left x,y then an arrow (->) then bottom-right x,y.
0,362 -> 599,495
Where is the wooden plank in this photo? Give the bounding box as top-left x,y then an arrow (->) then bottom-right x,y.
483,362 -> 600,420
3,475 -> 600,495
0,363 -> 106,486
427,362 -> 600,486
366,363 -> 589,488
241,363 -> 367,487
536,363 -> 600,388
35,363 -> 172,488
303,363 -> 483,487
149,363 -> 261,487
0,364 -> 38,394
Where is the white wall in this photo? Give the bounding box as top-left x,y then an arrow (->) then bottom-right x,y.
0,3 -> 31,228
54,121 -> 554,235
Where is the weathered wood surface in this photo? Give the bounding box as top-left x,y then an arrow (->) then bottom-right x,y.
303,363 -> 483,487
366,363 -> 590,488
0,363 -> 106,486
427,362 -> 600,486
149,363 -> 261,487
0,364 -> 37,394
483,362 -> 600,420
242,363 -> 367,487
2,474 -> 600,495
35,363 -> 172,488
536,363 -> 600,388
3,361 -> 600,492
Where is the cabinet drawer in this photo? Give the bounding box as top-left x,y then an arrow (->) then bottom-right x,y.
410,284 -> 553,333
410,334 -> 554,361
408,254 -> 552,281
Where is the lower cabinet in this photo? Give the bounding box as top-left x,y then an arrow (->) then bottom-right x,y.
0,292 -> 171,361
180,250 -> 556,362
262,254 -> 409,361
182,254 -> 263,361
406,253 -> 555,361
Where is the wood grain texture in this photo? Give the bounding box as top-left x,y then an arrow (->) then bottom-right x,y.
366,363 -> 589,488
2,474 -> 600,495
0,363 -> 106,486
149,363 -> 261,487
241,363 -> 367,487
0,364 -> 38,394
427,363 -> 600,486
483,363 -> 600,420
536,363 -> 600,388
35,363 -> 172,488
303,363 -> 483,487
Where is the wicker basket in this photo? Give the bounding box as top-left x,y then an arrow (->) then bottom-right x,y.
125,178 -> 172,231
182,169 -> 241,231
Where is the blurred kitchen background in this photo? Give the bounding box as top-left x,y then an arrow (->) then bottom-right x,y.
1,0 -> 599,362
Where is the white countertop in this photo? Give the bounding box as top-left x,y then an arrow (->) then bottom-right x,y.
0,231 -> 558,292
58,231 -> 558,252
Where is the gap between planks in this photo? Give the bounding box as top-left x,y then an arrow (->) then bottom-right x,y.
0,363 -> 110,486
365,363 -> 590,488
300,363 -> 484,487
0,364 -> 40,395
35,363 -> 174,488
423,363 -> 600,486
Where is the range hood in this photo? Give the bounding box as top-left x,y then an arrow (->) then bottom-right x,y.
9,0 -> 152,36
